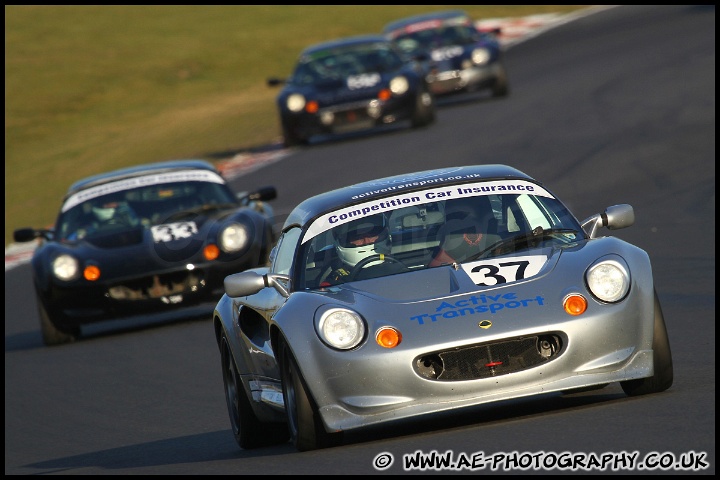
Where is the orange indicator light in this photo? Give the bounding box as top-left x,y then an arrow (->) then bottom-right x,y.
83,265 -> 101,281
564,294 -> 588,315
306,101 -> 319,113
376,327 -> 402,348
203,244 -> 220,261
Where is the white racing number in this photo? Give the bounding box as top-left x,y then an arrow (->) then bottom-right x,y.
346,73 -> 381,90
462,255 -> 546,286
151,221 -> 198,243
431,46 -> 464,62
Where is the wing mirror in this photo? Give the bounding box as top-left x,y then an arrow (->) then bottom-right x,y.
224,270 -> 290,298
267,77 -> 287,87
581,204 -> 635,239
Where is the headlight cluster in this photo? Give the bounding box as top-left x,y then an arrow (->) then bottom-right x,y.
52,254 -> 100,281
316,307 -> 403,350
586,257 -> 630,303
219,222 -> 250,253
471,48 -> 491,66
286,93 -> 306,112
389,75 -> 409,95
317,307 -> 366,350
52,254 -> 79,281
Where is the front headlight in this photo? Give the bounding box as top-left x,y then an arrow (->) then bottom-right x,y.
586,258 -> 630,303
219,222 -> 249,253
286,93 -> 306,112
471,48 -> 491,65
317,308 -> 366,350
389,75 -> 409,95
52,254 -> 80,281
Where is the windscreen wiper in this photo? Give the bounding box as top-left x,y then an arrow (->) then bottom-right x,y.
466,227 -> 579,261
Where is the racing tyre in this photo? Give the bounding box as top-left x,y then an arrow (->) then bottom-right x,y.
37,295 -> 78,346
410,88 -> 436,128
491,65 -> 510,97
221,332 -> 289,449
621,290 -> 674,396
278,335 -> 340,451
282,125 -> 307,148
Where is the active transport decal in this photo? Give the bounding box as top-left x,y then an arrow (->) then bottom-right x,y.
409,292 -> 546,325
62,170 -> 225,213
303,179 -> 553,243
462,255 -> 546,286
350,167 -> 462,193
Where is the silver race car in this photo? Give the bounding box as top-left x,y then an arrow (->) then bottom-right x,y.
213,164 -> 673,451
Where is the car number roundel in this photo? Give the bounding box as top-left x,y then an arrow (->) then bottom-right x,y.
346,73 -> 381,89
431,45 -> 463,61
151,221 -> 198,243
461,255 -> 546,286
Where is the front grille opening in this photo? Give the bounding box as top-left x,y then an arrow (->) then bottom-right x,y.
108,271 -> 205,300
414,334 -> 563,381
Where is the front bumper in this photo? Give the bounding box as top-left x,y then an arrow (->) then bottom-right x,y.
291,279 -> 654,433
428,63 -> 504,95
283,94 -> 417,139
41,257 -> 258,328
317,347 -> 653,432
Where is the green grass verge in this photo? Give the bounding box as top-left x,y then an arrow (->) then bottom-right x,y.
5,5 -> 588,247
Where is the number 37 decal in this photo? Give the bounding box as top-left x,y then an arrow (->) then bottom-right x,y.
461,255 -> 547,286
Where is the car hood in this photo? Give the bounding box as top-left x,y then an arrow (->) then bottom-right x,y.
276,238 -> 652,346
307,71 -> 405,105
39,208 -> 248,276
315,239 -> 643,306
80,225 -> 147,249
341,266 -> 464,302
340,249 -> 559,303
314,238 -> 642,307
78,210 -> 234,249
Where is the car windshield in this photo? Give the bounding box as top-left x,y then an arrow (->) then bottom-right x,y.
297,180 -> 586,290
55,170 -> 237,241
291,43 -> 404,85
392,25 -> 478,55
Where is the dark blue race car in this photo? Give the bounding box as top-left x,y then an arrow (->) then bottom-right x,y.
13,159 -> 278,346
267,34 -> 436,147
383,9 -> 510,98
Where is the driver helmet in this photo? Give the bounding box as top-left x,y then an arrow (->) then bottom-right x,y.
92,202 -> 118,221
333,214 -> 391,267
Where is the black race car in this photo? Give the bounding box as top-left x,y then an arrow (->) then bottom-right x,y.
267,34 -> 436,147
13,159 -> 278,346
